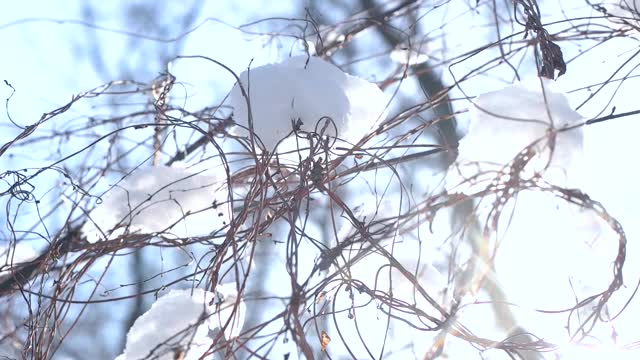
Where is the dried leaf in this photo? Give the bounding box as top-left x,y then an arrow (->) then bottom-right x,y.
315,291 -> 327,304
320,330 -> 331,351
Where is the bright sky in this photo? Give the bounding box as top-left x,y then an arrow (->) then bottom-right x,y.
1,1 -> 640,359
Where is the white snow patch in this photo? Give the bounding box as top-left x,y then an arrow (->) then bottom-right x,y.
390,46 -> 429,65
214,282 -> 246,340
447,78 -> 585,193
229,56 -> 388,152
118,289 -> 216,360
604,0 -> 640,26
444,79 -> 620,340
81,166 -> 229,243
117,287 -> 246,360
323,30 -> 345,44
0,242 -> 37,277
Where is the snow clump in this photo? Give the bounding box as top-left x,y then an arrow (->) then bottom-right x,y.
82,166 -> 229,242
229,56 -> 388,152
603,0 -> 640,26
116,286 -> 246,360
447,78 -> 585,192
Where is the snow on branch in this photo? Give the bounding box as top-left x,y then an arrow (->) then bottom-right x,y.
82,166 -> 230,243
603,0 -> 640,26
116,287 -> 246,360
0,242 -> 36,281
447,78 -> 585,193
229,56 -> 389,152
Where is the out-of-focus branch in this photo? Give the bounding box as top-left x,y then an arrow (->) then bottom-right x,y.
358,1 -> 543,359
